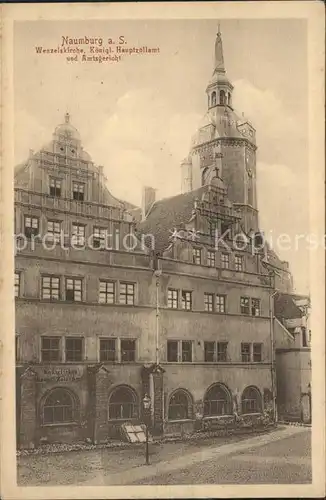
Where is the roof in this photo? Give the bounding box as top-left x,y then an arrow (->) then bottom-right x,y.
274,292 -> 304,320
136,185 -> 209,253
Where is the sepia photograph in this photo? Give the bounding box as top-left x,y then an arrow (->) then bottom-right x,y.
0,2 -> 325,499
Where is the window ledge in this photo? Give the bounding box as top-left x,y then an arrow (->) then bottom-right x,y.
167,419 -> 194,424
41,422 -> 79,428
202,415 -> 233,420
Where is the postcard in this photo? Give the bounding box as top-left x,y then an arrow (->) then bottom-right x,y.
0,1 -> 325,499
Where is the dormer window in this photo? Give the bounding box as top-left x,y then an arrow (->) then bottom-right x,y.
73,182 -> 84,201
49,178 -> 62,197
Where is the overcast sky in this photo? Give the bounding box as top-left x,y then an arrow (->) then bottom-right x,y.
14,19 -> 309,293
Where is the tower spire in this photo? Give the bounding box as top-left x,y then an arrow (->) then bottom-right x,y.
214,25 -> 225,74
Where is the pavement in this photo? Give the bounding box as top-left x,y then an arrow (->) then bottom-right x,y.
17,425 -> 311,486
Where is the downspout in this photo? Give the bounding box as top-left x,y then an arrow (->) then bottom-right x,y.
270,288 -> 278,422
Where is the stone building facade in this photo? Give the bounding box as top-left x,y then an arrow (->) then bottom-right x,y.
14,29 -> 308,449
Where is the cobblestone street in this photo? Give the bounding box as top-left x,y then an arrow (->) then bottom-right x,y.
17,426 -> 311,486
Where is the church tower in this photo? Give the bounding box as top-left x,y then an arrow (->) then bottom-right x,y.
181,26 -> 259,234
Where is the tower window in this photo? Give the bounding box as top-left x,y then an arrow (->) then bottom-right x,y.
219,90 -> 226,105
211,91 -> 216,107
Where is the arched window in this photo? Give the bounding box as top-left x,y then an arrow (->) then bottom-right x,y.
108,385 -> 138,420
42,388 -> 76,425
227,92 -> 232,106
202,167 -> 208,186
241,386 -> 262,414
168,390 -> 192,420
219,90 -> 226,105
211,91 -> 217,107
204,384 -> 232,416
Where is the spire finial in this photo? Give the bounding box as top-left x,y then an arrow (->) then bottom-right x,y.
65,112 -> 70,124
217,22 -> 221,35
214,25 -> 225,73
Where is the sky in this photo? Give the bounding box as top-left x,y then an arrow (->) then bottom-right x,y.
14,19 -> 310,293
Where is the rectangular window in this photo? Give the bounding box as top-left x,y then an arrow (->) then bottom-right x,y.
240,297 -> 250,315
42,276 -> 60,300
119,282 -> 135,305
47,220 -> 61,243
99,338 -> 116,362
216,295 -> 226,313
24,216 -> 39,238
181,291 -> 192,311
181,340 -> 192,362
204,341 -> 215,362
41,337 -> 61,362
193,248 -> 201,265
221,253 -> 230,269
99,280 -> 115,304
121,339 -> 136,362
168,289 -> 178,309
253,343 -> 262,362
241,343 -> 251,362
167,340 -> 178,362
210,221 -> 218,239
207,250 -> 216,267
73,182 -> 84,201
49,178 -> 62,197
65,337 -> 83,362
235,255 -> 243,272
251,298 -> 261,316
65,278 -> 82,302
204,293 -> 214,312
72,224 -> 85,247
14,272 -> 20,298
217,342 -> 228,362
93,227 -> 107,249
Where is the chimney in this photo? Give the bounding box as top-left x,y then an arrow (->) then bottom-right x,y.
142,186 -> 156,221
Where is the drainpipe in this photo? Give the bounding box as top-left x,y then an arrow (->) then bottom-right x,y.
270,289 -> 278,422
153,268 -> 162,365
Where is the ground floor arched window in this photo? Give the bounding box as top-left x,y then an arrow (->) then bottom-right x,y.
241,386 -> 262,414
203,383 -> 232,416
168,390 -> 192,420
42,388 -> 77,425
108,385 -> 138,420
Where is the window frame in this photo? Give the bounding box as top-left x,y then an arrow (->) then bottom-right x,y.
120,338 -> 136,362
216,294 -> 226,313
65,277 -> 83,302
72,223 -> 86,247
41,275 -> 60,301
253,343 -> 262,362
207,250 -> 216,267
241,342 -> 251,363
24,215 -> 40,238
168,390 -> 191,421
93,227 -> 108,249
204,341 -> 215,362
99,337 -> 116,362
221,252 -> 230,269
167,339 -> 193,363
47,220 -> 62,244
99,280 -> 115,304
167,288 -> 179,309
235,255 -> 244,272
42,388 -> 77,426
72,182 -> 85,201
204,293 -> 214,312
181,290 -> 192,311
217,342 -> 228,362
41,336 -> 61,363
193,248 -> 202,265
251,298 -> 261,316
240,296 -> 250,315
65,336 -> 84,362
49,177 -> 62,197
119,282 -> 135,305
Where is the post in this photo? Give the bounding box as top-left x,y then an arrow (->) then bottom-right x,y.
145,422 -> 149,465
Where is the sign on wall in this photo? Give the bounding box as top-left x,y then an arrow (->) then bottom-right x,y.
36,366 -> 84,382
